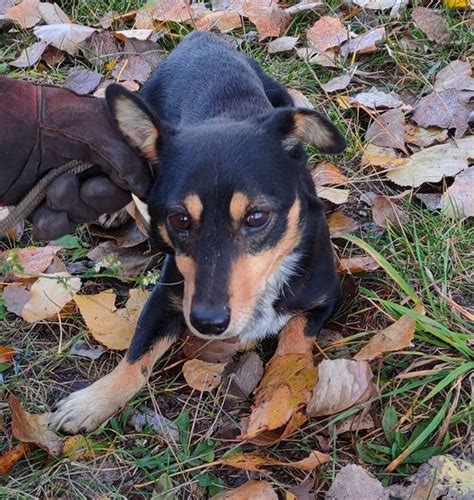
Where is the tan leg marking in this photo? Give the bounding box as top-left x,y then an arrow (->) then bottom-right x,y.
51,337 -> 175,433
183,194 -> 203,222
229,192 -> 250,226
228,198 -> 302,327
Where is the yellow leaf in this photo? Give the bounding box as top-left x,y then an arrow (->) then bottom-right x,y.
182,359 -> 226,392
211,480 -> 278,500
442,0 -> 471,7
74,288 -> 149,350
0,443 -> 29,476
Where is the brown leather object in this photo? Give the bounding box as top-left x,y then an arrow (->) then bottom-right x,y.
0,76 -> 151,239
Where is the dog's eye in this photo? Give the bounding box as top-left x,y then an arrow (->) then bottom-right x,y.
168,213 -> 191,231
245,211 -> 270,229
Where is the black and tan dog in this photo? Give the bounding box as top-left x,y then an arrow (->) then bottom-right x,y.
51,31 -> 345,433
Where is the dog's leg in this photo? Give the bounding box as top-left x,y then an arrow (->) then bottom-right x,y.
51,258 -> 185,433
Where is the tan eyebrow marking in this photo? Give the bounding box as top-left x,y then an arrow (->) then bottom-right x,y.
229,192 -> 250,224
183,194 -> 203,221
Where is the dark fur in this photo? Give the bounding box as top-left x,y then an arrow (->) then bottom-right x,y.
106,32 -> 345,362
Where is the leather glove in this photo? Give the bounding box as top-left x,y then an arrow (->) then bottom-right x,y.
0,76 -> 151,240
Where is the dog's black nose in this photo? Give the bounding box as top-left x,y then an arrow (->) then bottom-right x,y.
190,305 -> 231,335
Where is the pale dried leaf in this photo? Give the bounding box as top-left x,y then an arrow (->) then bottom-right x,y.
5,0 -> 41,28
10,40 -> 48,68
285,1 -> 324,16
338,255 -> 380,274
404,124 -> 448,148
221,450 -> 330,471
416,193 -> 443,211
412,89 -> 473,137
386,142 -> 471,187
354,313 -> 417,361
307,359 -> 376,417
317,186 -> 350,205
196,10 -> 242,33
441,166 -> 474,218
307,16 -> 347,52
360,144 -> 403,169
321,74 -> 352,93
245,5 -> 290,41
434,60 -> 474,92
182,358 -> 226,391
22,273 -> 81,322
38,2 -> 69,24
335,412 -> 375,434
287,88 -> 314,109
113,29 -> 154,41
412,7 -> 449,45
366,108 -> 406,151
129,408 -> 179,441
312,162 -> 349,186
327,211 -> 359,237
3,284 -> 31,317
267,35 -> 298,54
352,0 -> 407,11
69,339 -> 106,360
34,23 -> 96,56
9,395 -> 63,456
349,89 -> 405,110
111,55 -> 152,82
372,195 -> 408,228
74,288 -> 149,350
341,27 -> 385,56
326,464 -> 387,499
211,480 -> 278,500
64,67 -> 102,95
296,47 -> 337,67
149,0 -> 208,23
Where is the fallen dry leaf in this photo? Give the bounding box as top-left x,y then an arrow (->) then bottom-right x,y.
416,193 -> 443,211
9,395 -> 63,456
326,464 -> 386,499
64,67 -> 102,95
312,162 -> 349,186
221,449 -> 330,471
74,288 -> 149,350
196,10 -> 242,33
0,244 -> 62,279
317,186 -> 350,205
129,408 -> 179,441
350,89 -> 406,111
307,359 -> 377,417
148,0 -> 208,23
434,60 -> 474,92
267,35 -> 298,54
321,74 -> 352,93
338,255 -> 380,274
412,7 -> 450,45
372,195 -> 408,228
287,88 -> 314,109
182,358 -> 226,392
211,480 -> 277,500
0,443 -> 29,476
366,108 -> 406,151
34,23 -> 96,56
5,0 -> 41,28
38,2 -> 69,24
441,166 -> 474,218
352,0 -> 408,12
307,16 -> 348,52
412,89 -> 473,138
20,273 -> 80,323
0,347 -> 16,363
113,29 -> 154,41
79,30 -> 121,67
341,27 -> 385,56
386,141 -> 471,187
296,46 -> 337,67
327,211 -> 359,238
182,333 -> 240,363
89,219 -> 147,249
245,5 -> 290,41
69,339 -> 106,360
360,144 -> 403,170
9,40 -> 48,68
240,317 -> 316,441
335,411 -> 375,434
404,124 -> 449,148
3,283 -> 31,317
354,311 -> 420,361
229,352 -> 264,398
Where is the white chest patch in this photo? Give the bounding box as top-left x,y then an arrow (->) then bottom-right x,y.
239,252 -> 301,344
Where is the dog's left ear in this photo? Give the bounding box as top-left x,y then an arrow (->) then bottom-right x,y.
268,108 -> 346,155
106,83 -> 164,164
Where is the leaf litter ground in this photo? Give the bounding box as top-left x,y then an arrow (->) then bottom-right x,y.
0,0 -> 473,498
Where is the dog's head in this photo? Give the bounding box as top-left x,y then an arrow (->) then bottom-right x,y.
106,84 -> 345,340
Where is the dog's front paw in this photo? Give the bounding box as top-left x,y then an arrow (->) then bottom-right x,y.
50,382 -> 125,434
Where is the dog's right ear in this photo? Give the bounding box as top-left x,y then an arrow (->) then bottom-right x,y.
106,84 -> 162,164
